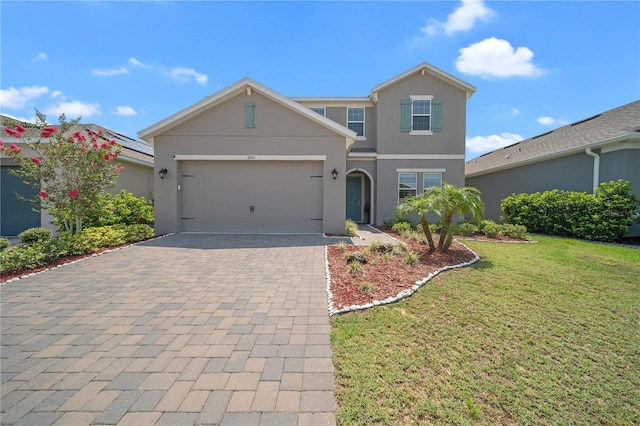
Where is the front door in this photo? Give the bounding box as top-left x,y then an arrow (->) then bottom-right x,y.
346,175 -> 362,222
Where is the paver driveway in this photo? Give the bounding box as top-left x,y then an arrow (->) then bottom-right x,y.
1,234 -> 336,426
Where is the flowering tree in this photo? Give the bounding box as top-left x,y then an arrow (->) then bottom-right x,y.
1,111 -> 124,234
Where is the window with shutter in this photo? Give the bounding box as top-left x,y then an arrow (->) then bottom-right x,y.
402,96 -> 443,135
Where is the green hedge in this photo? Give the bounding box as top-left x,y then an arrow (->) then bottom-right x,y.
501,180 -> 639,242
83,190 -> 154,228
1,224 -> 154,274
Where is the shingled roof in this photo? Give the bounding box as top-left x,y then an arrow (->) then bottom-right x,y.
466,100 -> 640,177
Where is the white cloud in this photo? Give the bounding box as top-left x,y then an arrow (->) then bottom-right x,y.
34,52 -> 48,61
0,85 -> 50,109
45,101 -> 101,118
456,37 -> 545,79
466,132 -> 523,153
116,106 -> 137,116
169,67 -> 208,85
424,0 -> 494,36
92,66 -> 129,77
537,116 -> 569,126
512,108 -> 520,116
128,57 -> 149,68
50,90 -> 64,99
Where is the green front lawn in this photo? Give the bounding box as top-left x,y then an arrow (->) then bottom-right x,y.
331,236 -> 640,425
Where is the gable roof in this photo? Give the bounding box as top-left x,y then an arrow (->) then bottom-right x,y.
465,100 -> 640,177
138,78 -> 357,145
370,62 -> 476,100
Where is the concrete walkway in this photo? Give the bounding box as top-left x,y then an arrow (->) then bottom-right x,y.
1,234 -> 335,426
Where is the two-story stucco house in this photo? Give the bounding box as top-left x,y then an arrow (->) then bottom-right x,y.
139,62 -> 475,235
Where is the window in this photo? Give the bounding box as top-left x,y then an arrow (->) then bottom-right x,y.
398,173 -> 417,201
309,107 -> 325,116
401,96 -> 443,133
412,99 -> 431,131
423,173 -> 442,190
347,107 -> 365,137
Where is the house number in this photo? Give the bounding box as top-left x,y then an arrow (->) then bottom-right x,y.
247,155 -> 256,160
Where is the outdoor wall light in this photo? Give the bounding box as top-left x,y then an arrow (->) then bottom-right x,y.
331,168 -> 338,180
158,168 -> 168,179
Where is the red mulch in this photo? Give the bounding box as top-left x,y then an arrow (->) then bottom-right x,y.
328,231 -> 477,311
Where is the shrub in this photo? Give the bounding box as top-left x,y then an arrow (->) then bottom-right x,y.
501,224 -> 528,239
454,222 -> 478,236
18,227 -> 53,245
0,238 -> 64,273
336,241 -> 348,252
344,219 -> 358,237
501,180 -> 639,242
481,220 -> 501,238
0,238 -> 10,251
391,222 -> 413,235
84,190 -> 154,228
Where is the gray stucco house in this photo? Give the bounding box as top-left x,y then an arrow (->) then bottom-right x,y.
1,116 -> 154,236
465,100 -> 640,236
139,62 -> 475,235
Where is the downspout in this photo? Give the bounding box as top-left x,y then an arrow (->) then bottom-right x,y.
585,148 -> 600,193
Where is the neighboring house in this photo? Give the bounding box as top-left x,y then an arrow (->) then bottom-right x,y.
139,62 -> 475,235
465,100 -> 640,236
0,115 -> 154,236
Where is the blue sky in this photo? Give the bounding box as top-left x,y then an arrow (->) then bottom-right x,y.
1,1 -> 638,159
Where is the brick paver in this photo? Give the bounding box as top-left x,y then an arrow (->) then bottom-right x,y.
1,234 -> 336,425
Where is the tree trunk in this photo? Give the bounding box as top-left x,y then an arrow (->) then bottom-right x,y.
438,213 -> 454,252
420,215 -> 436,251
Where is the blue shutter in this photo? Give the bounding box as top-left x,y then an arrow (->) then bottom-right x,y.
431,98 -> 443,132
245,103 -> 255,128
401,98 -> 412,132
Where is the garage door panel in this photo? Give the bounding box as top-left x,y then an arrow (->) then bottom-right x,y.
181,161 -> 322,233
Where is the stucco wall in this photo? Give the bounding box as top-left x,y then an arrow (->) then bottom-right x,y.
152,90 -> 348,234
375,73 -> 467,156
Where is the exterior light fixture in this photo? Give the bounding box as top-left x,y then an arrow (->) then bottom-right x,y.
158,168 -> 168,179
331,168 -> 338,180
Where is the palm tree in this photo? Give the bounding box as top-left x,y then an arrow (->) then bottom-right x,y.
426,183 -> 485,252
397,192 -> 437,251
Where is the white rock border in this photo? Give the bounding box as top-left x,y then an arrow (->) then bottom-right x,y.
325,233 -> 480,316
1,233 -> 173,285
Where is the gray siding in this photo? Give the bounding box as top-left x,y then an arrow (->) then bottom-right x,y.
466,149 -> 640,236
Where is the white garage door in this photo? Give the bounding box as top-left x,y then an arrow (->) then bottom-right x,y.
180,161 -> 323,233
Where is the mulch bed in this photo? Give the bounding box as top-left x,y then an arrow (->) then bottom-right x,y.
328,228 -> 529,311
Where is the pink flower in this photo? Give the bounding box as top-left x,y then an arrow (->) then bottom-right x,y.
5,128 -> 22,137
39,190 -> 49,199
92,163 -> 98,169
109,139 -> 116,146
92,136 -> 97,142
115,166 -> 125,173
101,143 -> 109,150
66,189 -> 80,199
104,154 -> 111,161
16,125 -> 26,134
68,137 -> 76,143
93,143 -> 99,149
81,145 -> 87,152
40,126 -> 56,138
0,140 -> 4,149
31,157 -> 41,164
10,143 -> 21,153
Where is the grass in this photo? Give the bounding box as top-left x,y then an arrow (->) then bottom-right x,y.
330,236 -> 640,425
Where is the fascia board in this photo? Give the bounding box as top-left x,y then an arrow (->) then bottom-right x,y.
369,62 -> 476,100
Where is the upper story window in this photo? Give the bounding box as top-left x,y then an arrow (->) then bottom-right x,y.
309,107 -> 325,116
347,107 -> 365,137
401,96 -> 443,134
398,173 -> 417,201
412,99 -> 431,131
